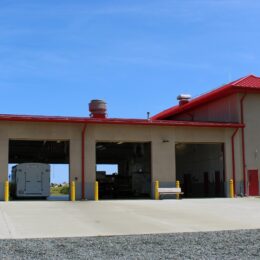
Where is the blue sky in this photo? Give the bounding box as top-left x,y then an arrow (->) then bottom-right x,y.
1,0 -> 260,119
3,1 -> 260,183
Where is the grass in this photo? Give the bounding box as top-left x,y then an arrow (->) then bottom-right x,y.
50,185 -> 69,196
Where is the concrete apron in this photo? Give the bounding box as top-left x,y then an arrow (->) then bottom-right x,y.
0,198 -> 260,239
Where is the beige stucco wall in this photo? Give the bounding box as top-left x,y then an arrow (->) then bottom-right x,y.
84,124 -> 234,199
243,93 -> 260,194
0,120 -> 239,200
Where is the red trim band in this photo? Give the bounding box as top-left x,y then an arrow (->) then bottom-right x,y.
0,114 -> 244,128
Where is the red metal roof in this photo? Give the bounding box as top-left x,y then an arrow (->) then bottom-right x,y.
0,114 -> 243,128
152,75 -> 260,120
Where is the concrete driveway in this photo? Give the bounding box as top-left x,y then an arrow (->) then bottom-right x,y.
0,198 -> 260,239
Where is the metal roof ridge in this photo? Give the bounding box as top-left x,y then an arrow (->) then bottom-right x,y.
230,74 -> 257,86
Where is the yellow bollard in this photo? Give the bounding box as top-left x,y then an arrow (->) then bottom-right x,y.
95,181 -> 99,201
176,180 -> 180,200
229,179 -> 234,198
155,180 -> 159,200
4,181 -> 9,202
70,181 -> 76,201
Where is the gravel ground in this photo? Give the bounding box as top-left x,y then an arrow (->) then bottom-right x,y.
0,229 -> 260,260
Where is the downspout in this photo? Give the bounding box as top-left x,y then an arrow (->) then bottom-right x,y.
81,124 -> 87,200
240,94 -> 247,195
231,128 -> 239,195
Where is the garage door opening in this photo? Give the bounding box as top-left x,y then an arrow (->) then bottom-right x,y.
176,143 -> 225,198
8,140 -> 70,201
96,142 -> 151,199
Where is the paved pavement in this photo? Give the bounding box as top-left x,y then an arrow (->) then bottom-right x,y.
0,198 -> 259,239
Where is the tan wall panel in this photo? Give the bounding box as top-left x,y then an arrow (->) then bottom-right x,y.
175,127 -> 227,143
243,93 -> 260,194
151,127 -> 176,185
0,136 -> 8,199
0,120 -> 238,200
84,124 -> 233,198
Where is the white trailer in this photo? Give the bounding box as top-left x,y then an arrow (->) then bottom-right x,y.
11,163 -> 50,198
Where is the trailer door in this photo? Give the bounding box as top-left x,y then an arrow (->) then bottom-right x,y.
25,168 -> 42,194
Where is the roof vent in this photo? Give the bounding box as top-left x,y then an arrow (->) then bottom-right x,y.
177,94 -> 192,106
89,100 -> 107,118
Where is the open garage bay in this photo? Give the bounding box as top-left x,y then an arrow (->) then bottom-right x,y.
96,142 -> 151,199
176,143 -> 225,198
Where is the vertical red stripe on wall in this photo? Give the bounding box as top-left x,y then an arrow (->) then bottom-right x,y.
231,128 -> 239,195
240,94 -> 247,195
81,125 -> 87,200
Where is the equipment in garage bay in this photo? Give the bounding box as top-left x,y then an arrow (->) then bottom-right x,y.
96,142 -> 151,199
176,143 -> 225,198
10,163 -> 50,198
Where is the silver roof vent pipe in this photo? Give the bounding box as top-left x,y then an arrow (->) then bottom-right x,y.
177,94 -> 192,106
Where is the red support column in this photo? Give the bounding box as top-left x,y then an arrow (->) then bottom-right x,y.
240,94 -> 247,195
231,128 -> 239,195
81,124 -> 87,200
